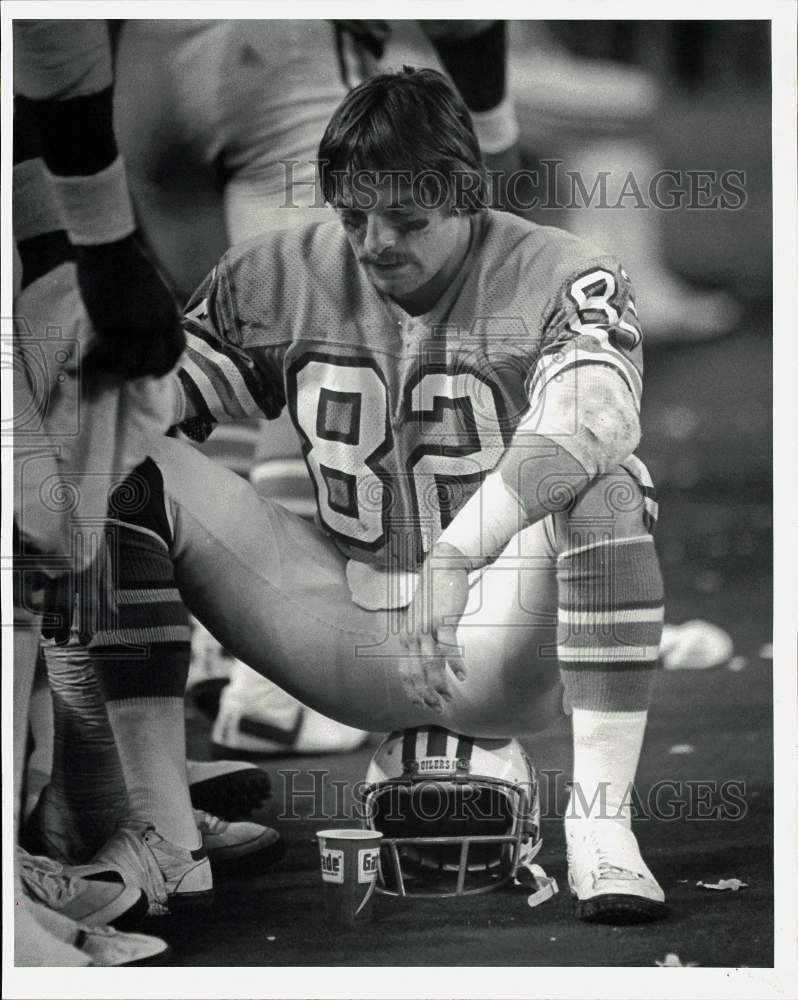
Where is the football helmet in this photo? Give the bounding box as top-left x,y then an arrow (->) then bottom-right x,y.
362,726 -> 541,897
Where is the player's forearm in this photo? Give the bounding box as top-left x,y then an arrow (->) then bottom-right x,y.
434,366 -> 642,571
14,21 -> 133,244
434,437 -> 590,571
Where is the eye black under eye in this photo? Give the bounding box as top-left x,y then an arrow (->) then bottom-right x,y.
395,217 -> 429,232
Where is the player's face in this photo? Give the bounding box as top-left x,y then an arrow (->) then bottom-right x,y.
335,175 -> 472,315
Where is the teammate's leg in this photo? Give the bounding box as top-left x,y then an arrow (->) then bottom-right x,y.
86,460 -> 202,852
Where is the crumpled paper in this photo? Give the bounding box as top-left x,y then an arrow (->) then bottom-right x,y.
697,878 -> 748,891
656,953 -> 698,967
660,620 -> 734,670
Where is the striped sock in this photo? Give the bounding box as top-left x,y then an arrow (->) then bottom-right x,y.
557,532 -> 664,828
89,461 -> 199,850
556,534 -> 664,713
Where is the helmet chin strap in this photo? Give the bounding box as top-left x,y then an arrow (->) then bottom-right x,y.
515,862 -> 560,909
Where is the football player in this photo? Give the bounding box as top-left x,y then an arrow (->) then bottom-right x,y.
12,19 -> 184,963
110,18 -> 522,763
13,20 -> 280,940
82,67 -> 665,922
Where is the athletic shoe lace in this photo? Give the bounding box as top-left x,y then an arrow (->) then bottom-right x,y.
88,821 -> 169,916
18,849 -> 81,906
193,810 -> 227,835
588,824 -> 645,882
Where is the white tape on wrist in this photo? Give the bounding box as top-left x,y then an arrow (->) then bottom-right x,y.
437,470 -> 524,568
13,159 -> 61,242
470,94 -> 520,154
48,155 -> 136,245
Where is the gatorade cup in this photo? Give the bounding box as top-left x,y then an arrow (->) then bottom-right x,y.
316,828 -> 383,925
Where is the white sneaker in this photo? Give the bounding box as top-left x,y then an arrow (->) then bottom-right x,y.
140,826 -> 214,912
566,819 -> 667,923
15,903 -> 90,967
211,661 -> 369,758
17,849 -> 146,929
194,809 -> 285,874
83,820 -> 212,916
73,923 -> 172,966
17,893 -> 170,967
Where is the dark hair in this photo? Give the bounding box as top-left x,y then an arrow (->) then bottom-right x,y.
318,67 -> 488,214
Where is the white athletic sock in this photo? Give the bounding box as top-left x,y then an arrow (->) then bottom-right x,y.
567,708 -> 648,828
104,697 -> 200,850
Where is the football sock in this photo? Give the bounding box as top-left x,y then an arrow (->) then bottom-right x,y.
567,709 -> 647,827
557,532 -> 664,828
90,460 -> 199,850
557,534 -> 663,712
102,696 -> 199,850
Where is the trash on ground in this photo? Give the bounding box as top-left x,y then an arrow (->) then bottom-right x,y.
727,655 -> 747,672
758,643 -> 773,659
696,878 -> 748,891
656,953 -> 698,967
668,743 -> 695,755
660,620 -> 734,670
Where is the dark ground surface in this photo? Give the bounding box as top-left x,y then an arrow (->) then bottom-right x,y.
172,63 -> 775,969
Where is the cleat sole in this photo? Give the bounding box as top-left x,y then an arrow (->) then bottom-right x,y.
575,892 -> 668,924
124,943 -> 174,967
208,836 -> 286,876
189,767 -> 271,820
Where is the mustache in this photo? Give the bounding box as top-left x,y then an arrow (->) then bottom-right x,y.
359,254 -> 409,267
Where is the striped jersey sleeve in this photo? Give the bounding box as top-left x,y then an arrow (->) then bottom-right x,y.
530,261 -> 644,413
177,261 -> 285,440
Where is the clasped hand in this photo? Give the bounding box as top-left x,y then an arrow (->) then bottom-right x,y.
398,543 -> 470,713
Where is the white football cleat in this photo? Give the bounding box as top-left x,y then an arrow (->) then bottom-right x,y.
194,809 -> 285,874
211,661 -> 369,758
566,818 -> 667,923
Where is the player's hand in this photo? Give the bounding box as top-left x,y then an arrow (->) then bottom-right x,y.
77,235 -> 185,381
399,542 -> 469,713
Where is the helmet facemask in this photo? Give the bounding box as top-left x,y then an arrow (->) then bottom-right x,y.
363,771 -> 540,897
